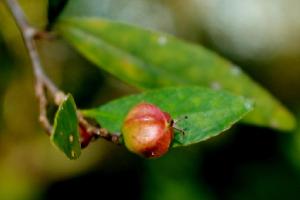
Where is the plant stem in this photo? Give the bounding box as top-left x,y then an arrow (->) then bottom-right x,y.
5,0 -> 64,135
5,0 -> 59,95
4,0 -> 121,144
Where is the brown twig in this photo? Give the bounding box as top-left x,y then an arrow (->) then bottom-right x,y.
5,0 -> 121,144
78,115 -> 121,145
5,0 -> 63,135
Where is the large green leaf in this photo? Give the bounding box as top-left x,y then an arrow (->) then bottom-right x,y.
57,17 -> 296,131
82,87 -> 253,147
51,94 -> 81,159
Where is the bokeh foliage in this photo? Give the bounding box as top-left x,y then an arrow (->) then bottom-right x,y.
1,0 -> 300,200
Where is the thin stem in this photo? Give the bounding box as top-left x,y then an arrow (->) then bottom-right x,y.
5,0 -> 64,135
78,115 -> 121,145
5,0 -> 121,144
5,0 -> 59,95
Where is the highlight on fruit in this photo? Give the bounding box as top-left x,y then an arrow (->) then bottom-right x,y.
121,102 -> 174,158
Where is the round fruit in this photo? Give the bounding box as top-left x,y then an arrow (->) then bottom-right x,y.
122,102 -> 173,158
79,124 -> 93,148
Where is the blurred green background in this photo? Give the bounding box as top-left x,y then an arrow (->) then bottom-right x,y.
0,0 -> 300,199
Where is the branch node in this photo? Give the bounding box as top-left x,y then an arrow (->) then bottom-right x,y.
24,27 -> 37,39
6,0 -> 117,146
54,91 -> 66,105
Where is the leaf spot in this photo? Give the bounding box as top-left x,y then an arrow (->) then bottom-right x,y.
69,134 -> 74,143
230,66 -> 241,76
244,100 -> 253,110
211,82 -> 222,90
157,36 -> 167,46
71,150 -> 76,158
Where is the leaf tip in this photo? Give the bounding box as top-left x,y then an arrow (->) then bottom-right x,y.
272,108 -> 297,131
51,93 -> 82,160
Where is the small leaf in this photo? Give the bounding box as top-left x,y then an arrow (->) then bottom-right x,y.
51,94 -> 81,159
56,17 -> 296,131
82,87 -> 253,147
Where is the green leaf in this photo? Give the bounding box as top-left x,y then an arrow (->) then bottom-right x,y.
82,87 -> 253,147
51,94 -> 81,159
57,17 -> 296,131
